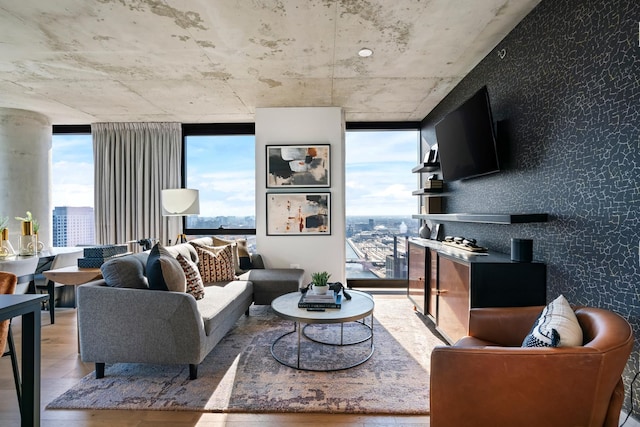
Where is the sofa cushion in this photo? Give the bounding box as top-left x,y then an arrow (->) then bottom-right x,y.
197,280 -> 253,336
100,255 -> 149,289
193,245 -> 235,283
176,253 -> 205,300
146,243 -> 186,292
522,294 -> 583,347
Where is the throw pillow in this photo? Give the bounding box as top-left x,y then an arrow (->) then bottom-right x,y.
190,239 -> 239,274
236,239 -> 253,271
210,236 -> 253,273
194,245 -> 235,283
100,255 -> 149,289
146,243 -> 187,292
522,294 -> 583,348
176,253 -> 205,300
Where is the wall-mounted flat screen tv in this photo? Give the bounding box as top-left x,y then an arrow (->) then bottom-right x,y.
435,86 -> 499,182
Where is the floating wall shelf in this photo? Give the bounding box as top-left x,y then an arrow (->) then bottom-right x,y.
411,162 -> 440,173
412,189 -> 445,196
412,213 -> 549,224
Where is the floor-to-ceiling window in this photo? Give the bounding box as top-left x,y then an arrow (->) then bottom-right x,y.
345,125 -> 420,286
51,125 -> 95,247
183,124 -> 256,246
52,123 -> 421,270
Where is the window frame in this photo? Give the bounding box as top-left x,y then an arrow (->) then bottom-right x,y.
51,125 -> 94,247
344,122 -> 421,289
182,123 -> 256,236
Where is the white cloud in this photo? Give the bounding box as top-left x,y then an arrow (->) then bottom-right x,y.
52,160 -> 94,207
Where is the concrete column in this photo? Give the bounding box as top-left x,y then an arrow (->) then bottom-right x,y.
0,108 -> 52,250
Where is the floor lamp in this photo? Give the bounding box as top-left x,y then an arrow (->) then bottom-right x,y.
161,188 -> 200,244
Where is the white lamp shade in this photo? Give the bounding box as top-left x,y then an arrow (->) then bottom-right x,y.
161,189 -> 200,216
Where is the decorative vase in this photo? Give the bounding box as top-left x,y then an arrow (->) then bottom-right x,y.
311,284 -> 329,295
0,229 -> 15,257
35,233 -> 44,252
19,221 -> 37,256
21,220 -> 33,236
419,223 -> 430,239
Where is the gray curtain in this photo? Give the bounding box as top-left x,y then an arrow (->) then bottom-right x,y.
92,122 -> 181,246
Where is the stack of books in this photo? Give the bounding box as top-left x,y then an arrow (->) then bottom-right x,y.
77,244 -> 130,268
423,179 -> 443,190
298,290 -> 342,309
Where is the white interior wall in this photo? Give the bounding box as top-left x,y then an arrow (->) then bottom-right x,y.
255,107 -> 346,285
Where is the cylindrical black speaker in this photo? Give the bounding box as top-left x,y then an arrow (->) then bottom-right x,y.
511,238 -> 533,262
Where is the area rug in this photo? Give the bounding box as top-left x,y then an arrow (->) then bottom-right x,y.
47,295 -> 446,414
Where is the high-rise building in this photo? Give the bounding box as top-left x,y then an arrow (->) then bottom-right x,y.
52,206 -> 95,247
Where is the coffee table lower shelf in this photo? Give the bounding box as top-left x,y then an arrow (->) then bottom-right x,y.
270,317 -> 374,371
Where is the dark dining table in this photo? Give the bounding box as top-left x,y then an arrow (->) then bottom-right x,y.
0,294 -> 48,427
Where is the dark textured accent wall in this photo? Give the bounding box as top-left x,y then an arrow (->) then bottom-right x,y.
420,0 -> 640,413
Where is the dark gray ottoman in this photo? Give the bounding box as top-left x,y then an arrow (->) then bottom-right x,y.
239,268 -> 305,305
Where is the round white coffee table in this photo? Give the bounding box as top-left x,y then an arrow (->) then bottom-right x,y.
270,289 -> 375,371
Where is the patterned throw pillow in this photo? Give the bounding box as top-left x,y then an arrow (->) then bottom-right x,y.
176,254 -> 205,300
522,294 -> 583,347
189,240 -> 230,271
210,236 -> 253,273
193,245 -> 235,283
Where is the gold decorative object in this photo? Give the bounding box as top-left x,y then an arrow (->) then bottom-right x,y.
15,211 -> 38,255
0,228 -> 15,257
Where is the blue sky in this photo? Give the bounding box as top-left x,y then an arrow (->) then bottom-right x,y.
185,135 -> 256,217
345,130 -> 419,216
51,134 -> 94,208
52,130 -> 420,217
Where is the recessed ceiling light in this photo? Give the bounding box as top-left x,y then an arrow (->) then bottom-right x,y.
358,48 -> 373,57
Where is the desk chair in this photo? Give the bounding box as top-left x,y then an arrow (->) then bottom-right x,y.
36,251 -> 82,324
0,272 -> 22,412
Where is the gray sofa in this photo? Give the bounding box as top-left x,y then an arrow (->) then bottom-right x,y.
77,239 -> 304,380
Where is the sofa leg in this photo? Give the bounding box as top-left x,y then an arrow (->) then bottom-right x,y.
95,363 -> 105,379
189,364 -> 198,380
245,307 -> 250,316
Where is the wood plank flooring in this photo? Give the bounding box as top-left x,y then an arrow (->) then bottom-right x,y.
0,294 -> 431,426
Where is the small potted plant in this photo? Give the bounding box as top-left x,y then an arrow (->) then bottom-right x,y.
15,211 -> 35,235
310,271 -> 331,295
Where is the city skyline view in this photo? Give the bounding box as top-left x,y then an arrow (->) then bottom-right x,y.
52,130 -> 420,217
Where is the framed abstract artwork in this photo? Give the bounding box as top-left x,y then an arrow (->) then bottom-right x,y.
266,192 -> 331,235
266,144 -> 330,188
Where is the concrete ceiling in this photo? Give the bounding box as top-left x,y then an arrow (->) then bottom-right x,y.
0,0 -> 541,125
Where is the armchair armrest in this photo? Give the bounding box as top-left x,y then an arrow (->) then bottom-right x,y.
467,305 -> 543,346
430,345 -> 605,427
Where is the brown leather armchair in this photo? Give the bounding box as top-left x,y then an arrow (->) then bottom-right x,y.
430,305 -> 633,427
